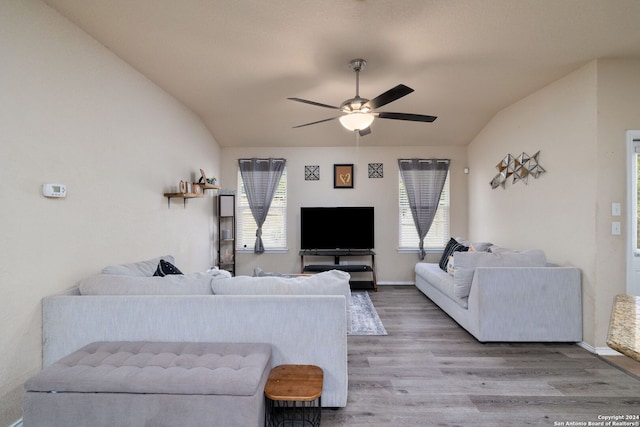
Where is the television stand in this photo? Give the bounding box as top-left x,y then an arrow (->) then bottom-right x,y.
299,249 -> 377,291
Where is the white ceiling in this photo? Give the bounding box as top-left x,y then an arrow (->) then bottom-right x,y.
43,0 -> 640,148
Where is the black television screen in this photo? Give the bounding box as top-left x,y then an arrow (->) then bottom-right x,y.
301,207 -> 374,250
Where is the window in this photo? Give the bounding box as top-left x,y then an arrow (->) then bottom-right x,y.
236,168 -> 287,251
398,172 -> 449,250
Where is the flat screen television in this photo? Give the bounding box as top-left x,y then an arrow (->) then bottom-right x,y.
300,207 -> 374,250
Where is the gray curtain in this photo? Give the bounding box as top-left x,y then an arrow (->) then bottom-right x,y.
398,158 -> 450,260
238,158 -> 286,253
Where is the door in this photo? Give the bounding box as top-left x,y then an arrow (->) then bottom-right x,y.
626,130 -> 640,295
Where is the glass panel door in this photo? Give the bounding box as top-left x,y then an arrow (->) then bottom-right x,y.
626,131 -> 640,295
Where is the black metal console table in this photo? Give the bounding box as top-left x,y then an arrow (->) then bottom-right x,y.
299,249 -> 377,291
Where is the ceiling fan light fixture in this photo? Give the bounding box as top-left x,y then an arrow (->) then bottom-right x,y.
289,58 -> 437,134
339,112 -> 374,132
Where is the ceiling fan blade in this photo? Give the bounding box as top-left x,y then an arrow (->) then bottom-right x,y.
358,127 -> 372,137
292,116 -> 341,128
363,84 -> 414,110
377,112 -> 437,122
287,97 -> 340,110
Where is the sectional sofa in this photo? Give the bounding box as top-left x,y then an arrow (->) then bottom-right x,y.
40,256 -> 351,407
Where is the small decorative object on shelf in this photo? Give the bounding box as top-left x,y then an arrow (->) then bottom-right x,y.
164,169 -> 221,208
198,169 -> 218,187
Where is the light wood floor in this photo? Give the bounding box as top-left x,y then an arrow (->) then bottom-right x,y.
322,286 -> 640,426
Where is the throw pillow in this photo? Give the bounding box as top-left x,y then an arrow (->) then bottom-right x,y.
153,259 -> 183,277
446,256 -> 455,275
438,238 -> 469,271
470,241 -> 492,252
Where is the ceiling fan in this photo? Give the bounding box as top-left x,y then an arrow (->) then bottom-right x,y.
288,59 -> 437,136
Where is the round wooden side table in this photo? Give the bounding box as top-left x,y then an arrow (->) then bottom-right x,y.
264,364 -> 323,427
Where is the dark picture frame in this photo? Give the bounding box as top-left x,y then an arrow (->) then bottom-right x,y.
334,164 -> 354,188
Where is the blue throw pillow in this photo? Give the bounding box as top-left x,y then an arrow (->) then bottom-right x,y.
153,259 -> 183,277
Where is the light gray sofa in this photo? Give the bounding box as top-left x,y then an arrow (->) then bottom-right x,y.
40,257 -> 351,408
415,244 -> 582,342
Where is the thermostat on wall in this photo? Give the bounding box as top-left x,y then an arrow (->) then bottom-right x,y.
42,183 -> 67,198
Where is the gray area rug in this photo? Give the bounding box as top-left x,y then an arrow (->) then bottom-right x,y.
349,291 -> 387,336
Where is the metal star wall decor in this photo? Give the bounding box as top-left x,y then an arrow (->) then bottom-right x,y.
490,151 -> 545,189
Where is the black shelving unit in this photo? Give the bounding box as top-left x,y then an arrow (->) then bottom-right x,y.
299,249 -> 377,291
217,194 -> 236,276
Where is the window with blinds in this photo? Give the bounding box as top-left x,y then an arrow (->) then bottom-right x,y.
236,168 -> 287,251
398,172 -> 449,250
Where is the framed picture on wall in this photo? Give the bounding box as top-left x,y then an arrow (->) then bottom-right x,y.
334,164 -> 354,189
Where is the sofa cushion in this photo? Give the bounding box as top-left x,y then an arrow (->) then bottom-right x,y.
102,256 -> 175,277
452,250 -> 547,298
487,245 -> 511,253
79,269 -> 231,295
25,341 -> 272,396
415,262 -> 468,308
212,269 -> 350,297
455,238 -> 493,252
438,238 -> 469,271
212,269 -> 352,332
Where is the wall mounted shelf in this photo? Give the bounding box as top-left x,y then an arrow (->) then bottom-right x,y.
164,184 -> 220,208
195,183 -> 221,191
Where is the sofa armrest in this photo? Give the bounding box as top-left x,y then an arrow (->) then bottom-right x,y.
467,267 -> 582,342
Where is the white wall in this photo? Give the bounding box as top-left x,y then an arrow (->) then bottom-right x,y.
468,59 -> 640,350
594,59 -> 640,349
0,1 -> 221,424
221,145 -> 468,283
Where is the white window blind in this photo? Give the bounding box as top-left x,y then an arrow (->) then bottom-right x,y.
399,172 -> 449,249
236,168 -> 287,251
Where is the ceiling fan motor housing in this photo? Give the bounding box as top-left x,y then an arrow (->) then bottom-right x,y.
348,58 -> 367,73
340,97 -> 370,113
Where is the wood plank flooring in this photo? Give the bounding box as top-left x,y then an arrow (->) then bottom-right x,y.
321,286 -> 640,426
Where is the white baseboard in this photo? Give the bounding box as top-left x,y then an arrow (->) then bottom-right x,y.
8,418 -> 23,427
377,281 -> 415,286
577,341 -> 622,356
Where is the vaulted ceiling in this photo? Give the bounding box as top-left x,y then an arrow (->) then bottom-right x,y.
43,0 -> 640,147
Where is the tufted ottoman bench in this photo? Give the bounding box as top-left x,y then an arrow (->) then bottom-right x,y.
23,341 -> 272,427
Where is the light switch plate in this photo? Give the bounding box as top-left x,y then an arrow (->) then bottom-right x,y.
612,202 -> 621,216
612,221 -> 621,235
